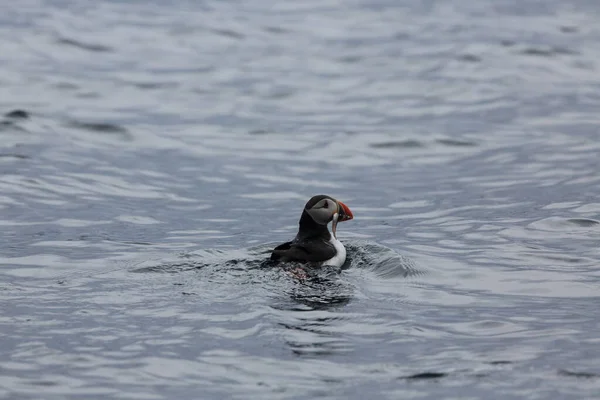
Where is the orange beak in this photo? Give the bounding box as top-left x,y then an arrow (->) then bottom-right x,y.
337,201 -> 353,222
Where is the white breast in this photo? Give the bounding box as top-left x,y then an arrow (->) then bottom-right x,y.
319,236 -> 346,268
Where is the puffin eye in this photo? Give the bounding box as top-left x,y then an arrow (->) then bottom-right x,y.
323,201 -> 328,209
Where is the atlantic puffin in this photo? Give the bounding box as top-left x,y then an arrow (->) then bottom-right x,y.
270,195 -> 354,268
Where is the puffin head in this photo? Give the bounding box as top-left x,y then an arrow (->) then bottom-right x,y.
304,194 -> 353,238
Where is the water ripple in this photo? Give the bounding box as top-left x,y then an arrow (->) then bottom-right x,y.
1,0 -> 600,398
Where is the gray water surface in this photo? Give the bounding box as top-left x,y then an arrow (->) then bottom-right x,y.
2,0 -> 600,399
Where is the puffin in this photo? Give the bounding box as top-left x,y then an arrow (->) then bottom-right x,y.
270,195 -> 354,268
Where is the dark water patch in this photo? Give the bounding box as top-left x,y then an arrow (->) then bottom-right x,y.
76,92 -> 101,99
521,48 -> 555,57
149,66 -> 214,75
338,55 -> 363,64
519,46 -> 579,57
266,89 -> 294,100
370,140 -> 425,149
0,120 -> 28,133
27,380 -> 58,387
487,360 -> 513,365
401,372 -> 447,380
67,121 -> 127,134
501,39 -> 515,47
551,47 -> 579,56
57,37 -> 112,52
102,240 -> 155,246
436,138 -> 477,147
530,217 -> 600,232
538,253 -> 586,264
263,26 -> 288,34
67,120 -> 131,139
288,340 -> 351,357
53,82 -> 79,91
131,81 -> 179,90
558,370 -> 600,379
457,54 -> 481,63
573,60 -> 595,70
567,218 -> 599,227
4,109 -> 30,119
211,28 -> 245,40
394,31 -> 410,40
248,129 -> 270,135
560,26 -> 578,33
0,154 -> 29,159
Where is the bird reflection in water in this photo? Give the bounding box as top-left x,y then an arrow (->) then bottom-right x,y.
270,263 -> 355,356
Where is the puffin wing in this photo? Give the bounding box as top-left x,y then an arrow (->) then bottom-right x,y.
270,239 -> 336,262
270,241 -> 292,260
